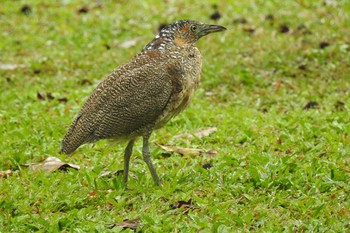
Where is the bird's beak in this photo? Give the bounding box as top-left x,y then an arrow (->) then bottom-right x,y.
199,24 -> 227,37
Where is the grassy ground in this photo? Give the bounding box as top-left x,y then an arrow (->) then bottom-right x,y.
1,0 -> 350,232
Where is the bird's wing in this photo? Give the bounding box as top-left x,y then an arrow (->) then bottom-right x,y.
93,62 -> 176,138
61,53 -> 184,153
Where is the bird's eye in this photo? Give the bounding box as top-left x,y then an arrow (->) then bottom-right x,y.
191,25 -> 197,32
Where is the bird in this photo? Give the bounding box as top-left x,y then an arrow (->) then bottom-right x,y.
61,20 -> 226,186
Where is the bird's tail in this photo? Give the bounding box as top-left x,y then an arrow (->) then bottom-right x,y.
61,114 -> 96,154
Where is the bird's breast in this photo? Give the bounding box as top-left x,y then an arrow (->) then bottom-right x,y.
154,46 -> 202,129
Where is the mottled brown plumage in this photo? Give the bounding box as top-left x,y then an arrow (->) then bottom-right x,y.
61,20 -> 226,186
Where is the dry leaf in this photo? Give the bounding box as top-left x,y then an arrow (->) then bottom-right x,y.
204,91 -> 215,96
37,92 -> 46,100
57,97 -> 68,103
274,80 -> 283,91
79,79 -> 92,85
119,38 -> 140,48
205,149 -> 218,156
22,156 -> 80,172
0,170 -> 13,178
87,190 -> 98,198
98,170 -> 123,178
171,199 -> 197,214
173,133 -> 192,139
47,92 -> 54,100
156,144 -> 217,157
108,218 -> 144,230
202,163 -> 213,169
303,101 -> 319,110
193,127 -> 217,138
36,92 -> 55,101
0,63 -> 26,70
173,127 -> 217,139
98,170 -> 138,180
77,6 -> 89,14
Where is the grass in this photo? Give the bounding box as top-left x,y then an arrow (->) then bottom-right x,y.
1,0 -> 350,232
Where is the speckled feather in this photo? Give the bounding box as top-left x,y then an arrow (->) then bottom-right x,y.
61,20 -> 225,157
61,43 -> 201,154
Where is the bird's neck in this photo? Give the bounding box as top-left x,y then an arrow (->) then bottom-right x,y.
143,35 -> 174,51
143,36 -> 195,52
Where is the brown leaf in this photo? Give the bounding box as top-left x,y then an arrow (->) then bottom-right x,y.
319,41 -> 330,49
173,127 -> 217,139
233,17 -> 248,24
303,101 -> 319,110
22,156 -> 80,172
159,197 -> 169,202
98,170 -> 138,180
193,127 -> 217,138
298,64 -> 307,71
205,149 -> 218,157
0,170 -> 13,178
20,4 -> 32,15
243,27 -> 255,34
156,144 -> 217,157
171,199 -> 197,214
279,24 -> 290,33
265,14 -> 274,21
172,133 -> 192,139
0,63 -> 26,70
57,97 -> 68,103
202,163 -> 213,169
277,137 -> 283,145
108,218 -> 144,230
47,92 -> 54,100
172,199 -> 193,208
37,92 -> 46,100
37,92 -> 55,101
77,6 -> 89,14
79,79 -> 92,85
210,11 -> 221,21
335,100 -> 346,111
98,170 -> 123,178
274,80 -> 283,91
33,69 -> 41,74
87,190 -> 98,198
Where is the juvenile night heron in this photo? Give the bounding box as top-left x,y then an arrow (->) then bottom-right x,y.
61,20 -> 226,186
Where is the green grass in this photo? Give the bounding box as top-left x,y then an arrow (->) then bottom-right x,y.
1,0 -> 350,232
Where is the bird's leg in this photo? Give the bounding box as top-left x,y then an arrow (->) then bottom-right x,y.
142,135 -> 161,185
122,139 -> 135,186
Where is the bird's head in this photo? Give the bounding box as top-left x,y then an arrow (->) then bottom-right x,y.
144,20 -> 226,51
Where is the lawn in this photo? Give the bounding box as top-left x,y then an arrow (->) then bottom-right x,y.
1,0 -> 349,232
